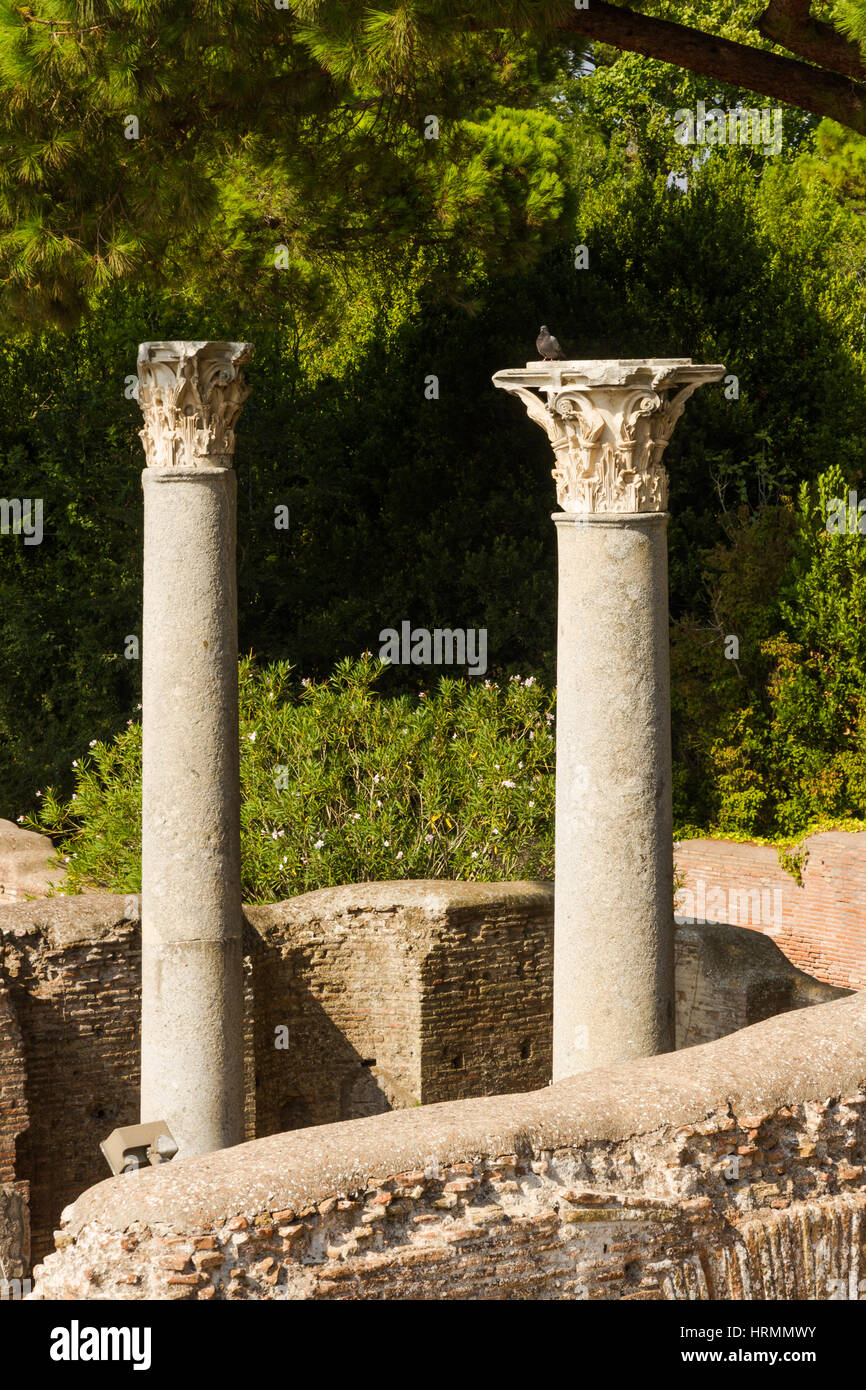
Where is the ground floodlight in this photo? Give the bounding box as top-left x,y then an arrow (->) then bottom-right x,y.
100,1121 -> 179,1176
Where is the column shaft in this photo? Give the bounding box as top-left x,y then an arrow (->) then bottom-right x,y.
553,512 -> 675,1079
140,465 -> 244,1155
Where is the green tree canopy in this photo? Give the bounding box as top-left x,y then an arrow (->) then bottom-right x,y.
0,0 -> 580,326
10,1 -> 866,328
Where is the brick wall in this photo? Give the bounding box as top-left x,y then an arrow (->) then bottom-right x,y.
0,884 -> 556,1266
0,977 -> 27,1185
245,891 -> 425,1137
675,832 -> 866,990
0,882 -> 844,1271
244,882 -> 556,1136
0,975 -> 29,1283
30,991 -> 866,1301
0,899 -> 140,1268
674,920 -> 844,1049
421,884 -> 553,1104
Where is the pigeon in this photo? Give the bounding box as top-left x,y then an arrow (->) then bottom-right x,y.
536,325 -> 565,361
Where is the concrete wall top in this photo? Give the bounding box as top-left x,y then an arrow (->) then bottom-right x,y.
0,881 -> 554,951
247,878 -> 553,925
0,892 -> 134,947
59,990 -> 866,1237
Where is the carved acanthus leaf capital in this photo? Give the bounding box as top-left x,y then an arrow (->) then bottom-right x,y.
137,341 -> 253,470
493,359 -> 725,514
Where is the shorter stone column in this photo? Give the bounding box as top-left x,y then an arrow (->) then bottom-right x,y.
493,358 -> 724,1079
137,340 -> 252,1157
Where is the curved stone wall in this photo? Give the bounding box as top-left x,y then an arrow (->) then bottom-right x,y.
30,992 -> 866,1300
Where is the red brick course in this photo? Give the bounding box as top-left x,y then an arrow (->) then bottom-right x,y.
675,832 -> 866,991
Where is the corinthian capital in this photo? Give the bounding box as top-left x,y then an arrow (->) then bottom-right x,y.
137,340 -> 253,470
493,358 -> 725,514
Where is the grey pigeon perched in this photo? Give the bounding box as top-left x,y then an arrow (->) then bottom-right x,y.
536,325 -> 565,361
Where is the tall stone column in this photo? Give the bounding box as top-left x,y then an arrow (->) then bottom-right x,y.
137,340 -> 253,1157
493,358 -> 724,1080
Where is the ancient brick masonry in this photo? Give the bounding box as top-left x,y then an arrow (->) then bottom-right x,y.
0,882 -> 845,1274
0,883 -> 555,1268
246,880 -> 555,1127
34,1107 -> 866,1301
675,831 -> 866,990
0,897 -> 139,1270
29,991 -> 866,1301
0,979 -> 26,1185
673,920 -> 842,1048
0,976 -> 29,1280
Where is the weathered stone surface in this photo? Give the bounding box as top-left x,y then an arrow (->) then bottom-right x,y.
492,359 -> 725,515
675,919 -> 847,1048
0,1185 -> 28,1284
28,990 -> 866,1300
552,511 -> 675,1076
137,340 -> 252,471
0,819 -> 65,901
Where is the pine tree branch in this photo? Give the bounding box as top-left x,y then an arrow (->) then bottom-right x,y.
756,0 -> 865,80
526,1 -> 866,134
18,9 -> 102,34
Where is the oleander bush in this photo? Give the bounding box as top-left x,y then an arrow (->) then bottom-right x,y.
28,655 -> 555,902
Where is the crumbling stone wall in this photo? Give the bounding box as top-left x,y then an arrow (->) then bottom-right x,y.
0,882 -> 845,1269
246,882 -> 555,1126
0,897 -> 140,1268
674,920 -> 843,1048
675,831 -> 866,990
0,977 -> 29,1282
29,992 -> 866,1301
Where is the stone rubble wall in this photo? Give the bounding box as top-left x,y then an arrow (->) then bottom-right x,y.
29,992 -> 866,1300
675,832 -> 866,990
0,883 -> 846,1269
